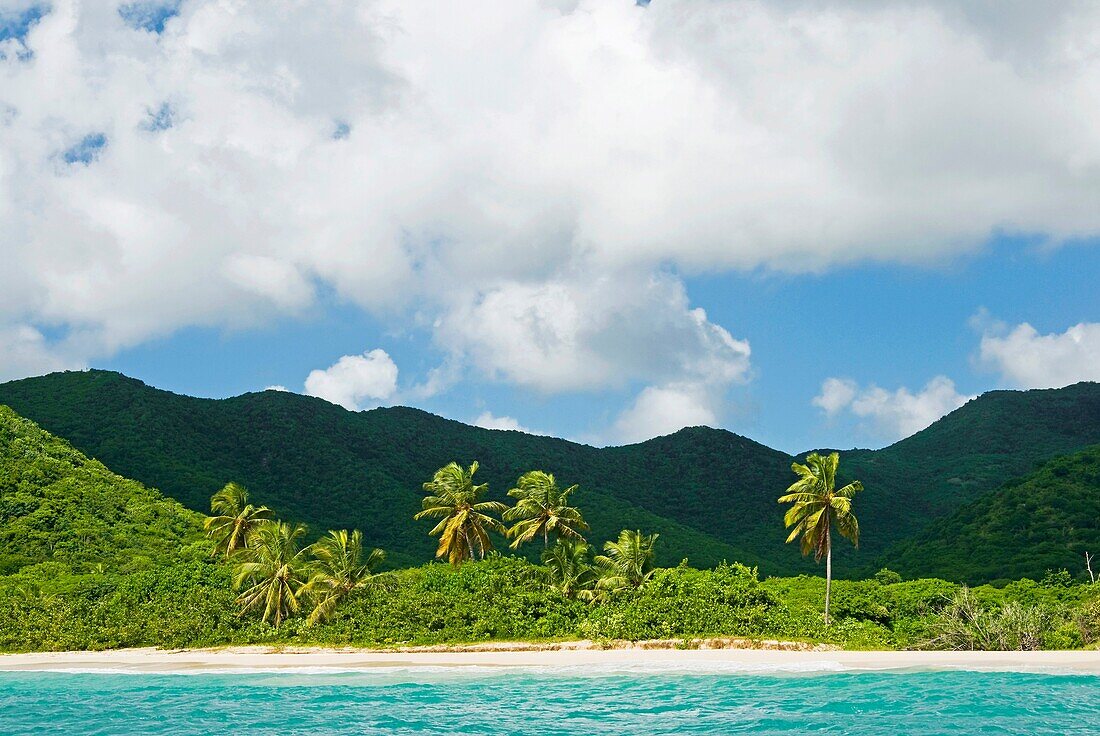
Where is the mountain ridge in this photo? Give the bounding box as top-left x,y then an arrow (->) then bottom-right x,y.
1,369 -> 1098,580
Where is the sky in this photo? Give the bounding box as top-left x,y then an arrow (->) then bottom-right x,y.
0,0 -> 1098,453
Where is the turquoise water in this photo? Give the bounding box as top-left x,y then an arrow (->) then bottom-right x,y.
2,666 -> 1099,734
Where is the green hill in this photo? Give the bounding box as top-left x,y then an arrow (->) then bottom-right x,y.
0,371 -> 763,569
0,370 -> 1097,580
885,445 -> 1100,584
0,404 -> 203,577
835,382 -> 1100,573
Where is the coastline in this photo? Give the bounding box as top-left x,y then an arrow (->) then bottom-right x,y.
2,641 -> 1098,674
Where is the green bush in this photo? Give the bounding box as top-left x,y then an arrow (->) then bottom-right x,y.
2,556 -> 1098,653
583,563 -> 777,640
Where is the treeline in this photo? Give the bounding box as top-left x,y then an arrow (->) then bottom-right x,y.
3,556 -> 1100,652
187,454 -> 1100,652
206,463 -> 666,628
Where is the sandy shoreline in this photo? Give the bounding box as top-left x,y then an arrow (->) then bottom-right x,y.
1,642 -> 1098,674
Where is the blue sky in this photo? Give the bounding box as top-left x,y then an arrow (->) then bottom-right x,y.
2,1 -> 1099,453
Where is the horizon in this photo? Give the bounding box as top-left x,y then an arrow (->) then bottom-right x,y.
1,1 -> 1098,454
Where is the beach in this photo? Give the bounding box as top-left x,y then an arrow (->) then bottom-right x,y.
2,643 -> 1098,674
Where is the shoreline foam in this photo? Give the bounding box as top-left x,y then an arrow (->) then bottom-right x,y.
2,643 -> 1098,675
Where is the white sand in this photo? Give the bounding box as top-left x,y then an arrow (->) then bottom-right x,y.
1,644 -> 1098,674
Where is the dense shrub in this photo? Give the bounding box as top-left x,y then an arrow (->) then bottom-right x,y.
582,563 -> 777,640
2,558 -> 1099,652
922,587 -> 1057,651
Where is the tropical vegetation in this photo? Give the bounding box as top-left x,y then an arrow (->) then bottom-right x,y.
2,397 -> 1100,654
204,482 -> 271,559
302,530 -> 390,625
779,452 -> 862,625
504,470 -> 588,548
414,461 -> 507,565
591,529 -> 659,598
233,521 -> 312,627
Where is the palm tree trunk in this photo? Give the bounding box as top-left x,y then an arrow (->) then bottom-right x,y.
824,524 -> 832,627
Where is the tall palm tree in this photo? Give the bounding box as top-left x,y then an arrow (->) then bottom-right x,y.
233,521 -> 312,627
591,529 -> 659,596
541,538 -> 595,599
413,461 -> 507,566
203,482 -> 272,559
504,470 -> 589,548
778,451 -> 863,626
302,529 -> 391,625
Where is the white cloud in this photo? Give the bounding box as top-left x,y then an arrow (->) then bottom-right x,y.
2,0 -> 1100,396
303,348 -> 398,410
812,377 -> 859,416
438,270 -> 751,393
612,382 -> 717,444
441,269 -> 751,443
814,375 -> 973,440
0,325 -> 81,382
473,411 -> 536,434
979,322 -> 1100,389
264,385 -> 289,392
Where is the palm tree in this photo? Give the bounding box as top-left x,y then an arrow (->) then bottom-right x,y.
413,461 -> 507,566
203,482 -> 272,559
778,451 -> 863,626
233,521 -> 312,627
302,529 -> 391,625
504,470 -> 589,548
591,529 -> 659,597
541,538 -> 595,599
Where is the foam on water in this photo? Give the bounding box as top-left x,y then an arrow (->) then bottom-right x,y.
6,660 -> 850,677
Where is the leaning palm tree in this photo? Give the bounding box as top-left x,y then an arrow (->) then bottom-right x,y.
541,538 -> 596,599
778,451 -> 863,626
413,461 -> 507,566
233,521 -> 312,627
203,482 -> 272,559
504,471 -> 589,548
301,529 -> 392,625
590,529 -> 659,597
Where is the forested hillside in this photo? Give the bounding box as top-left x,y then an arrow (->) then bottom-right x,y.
886,445 -> 1100,583
0,405 -> 203,577
1,370 -> 1098,580
0,372 -> 763,569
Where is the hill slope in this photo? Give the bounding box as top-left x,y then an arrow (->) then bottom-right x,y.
885,445 -> 1100,583
0,404 -> 202,577
0,371 -> 765,569
0,370 -> 1098,579
833,382 -> 1100,572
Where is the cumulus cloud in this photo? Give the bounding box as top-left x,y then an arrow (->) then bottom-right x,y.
612,383 -> 718,444
814,375 -> 973,440
3,0 -> 1100,403
0,324 -> 80,381
473,411 -> 537,434
979,322 -> 1100,389
303,349 -> 398,410
812,378 -> 859,416
437,271 -> 751,393
438,270 -> 750,442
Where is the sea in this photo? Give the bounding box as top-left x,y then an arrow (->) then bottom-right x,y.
2,664 -> 1098,734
